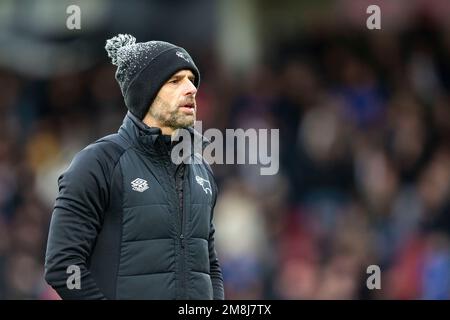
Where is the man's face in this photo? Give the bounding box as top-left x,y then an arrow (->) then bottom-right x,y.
148,69 -> 197,130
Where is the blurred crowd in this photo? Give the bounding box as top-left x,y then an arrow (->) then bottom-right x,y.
1,11 -> 450,299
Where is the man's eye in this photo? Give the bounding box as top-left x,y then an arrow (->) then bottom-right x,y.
169,79 -> 179,84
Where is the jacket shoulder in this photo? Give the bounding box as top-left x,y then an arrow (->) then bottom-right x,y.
81,135 -> 126,163
63,135 -> 127,181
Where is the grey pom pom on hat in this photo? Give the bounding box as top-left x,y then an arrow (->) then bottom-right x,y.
105,34 -> 200,120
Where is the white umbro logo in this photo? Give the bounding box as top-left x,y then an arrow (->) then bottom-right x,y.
131,178 -> 149,192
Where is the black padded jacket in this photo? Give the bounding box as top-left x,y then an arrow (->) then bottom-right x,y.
44,111 -> 224,300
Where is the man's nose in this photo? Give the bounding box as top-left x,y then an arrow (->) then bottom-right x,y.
184,79 -> 197,96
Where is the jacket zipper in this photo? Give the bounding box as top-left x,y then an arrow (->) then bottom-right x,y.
161,137 -> 187,299
175,164 -> 186,299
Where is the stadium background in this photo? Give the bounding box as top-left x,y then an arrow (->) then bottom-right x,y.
0,0 -> 449,299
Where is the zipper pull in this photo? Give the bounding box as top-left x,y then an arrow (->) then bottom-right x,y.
180,234 -> 185,248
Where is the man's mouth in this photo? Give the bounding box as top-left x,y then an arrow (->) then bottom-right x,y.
180,103 -> 195,109
179,103 -> 195,114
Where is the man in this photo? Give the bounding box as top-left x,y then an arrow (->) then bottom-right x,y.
44,34 -> 224,300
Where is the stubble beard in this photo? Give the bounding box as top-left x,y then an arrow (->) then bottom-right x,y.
149,96 -> 195,129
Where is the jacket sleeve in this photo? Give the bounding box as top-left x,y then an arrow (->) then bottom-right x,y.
44,144 -> 111,299
208,176 -> 225,300
209,221 -> 225,300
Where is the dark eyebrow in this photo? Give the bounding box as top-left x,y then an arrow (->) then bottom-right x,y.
169,74 -> 195,82
169,75 -> 183,81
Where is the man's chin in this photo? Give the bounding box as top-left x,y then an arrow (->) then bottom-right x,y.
171,122 -> 194,130
179,122 -> 194,129
176,116 -> 195,128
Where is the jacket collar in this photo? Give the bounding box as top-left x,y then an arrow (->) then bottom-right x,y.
118,111 -> 162,153
118,111 -> 210,158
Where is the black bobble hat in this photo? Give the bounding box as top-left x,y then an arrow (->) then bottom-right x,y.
105,34 -> 200,119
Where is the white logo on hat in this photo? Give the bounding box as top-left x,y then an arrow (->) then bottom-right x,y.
176,51 -> 190,63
